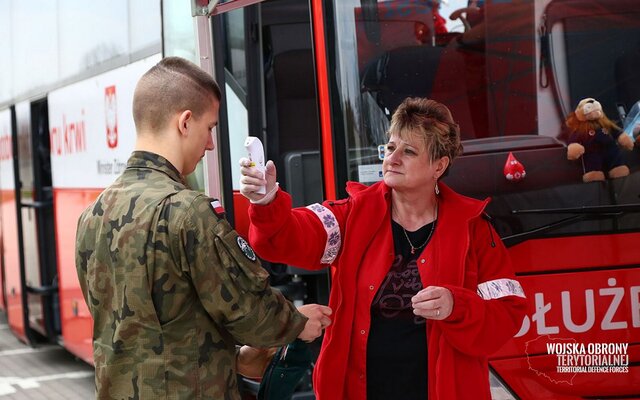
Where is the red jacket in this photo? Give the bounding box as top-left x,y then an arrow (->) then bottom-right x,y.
248,181 -> 527,399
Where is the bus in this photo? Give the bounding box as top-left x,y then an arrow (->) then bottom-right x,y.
0,1 -> 168,361
1,0 -> 639,398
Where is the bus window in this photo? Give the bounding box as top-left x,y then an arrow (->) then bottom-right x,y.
260,0 -> 321,196
326,0 -> 640,241
322,3 -> 640,397
218,6 -> 251,200
212,0 -> 323,231
541,0 -> 640,129
327,0 -> 538,195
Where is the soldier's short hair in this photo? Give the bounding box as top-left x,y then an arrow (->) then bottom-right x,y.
133,57 -> 222,133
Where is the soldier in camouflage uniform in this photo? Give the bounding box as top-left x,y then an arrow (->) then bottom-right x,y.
75,57 -> 331,400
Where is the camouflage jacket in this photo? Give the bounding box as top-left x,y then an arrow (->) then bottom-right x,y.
75,151 -> 306,399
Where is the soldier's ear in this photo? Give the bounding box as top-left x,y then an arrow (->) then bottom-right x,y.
178,110 -> 192,136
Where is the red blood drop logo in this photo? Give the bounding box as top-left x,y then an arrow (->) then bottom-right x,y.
504,152 -> 526,182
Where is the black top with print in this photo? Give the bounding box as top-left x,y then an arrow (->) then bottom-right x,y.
366,220 -> 434,400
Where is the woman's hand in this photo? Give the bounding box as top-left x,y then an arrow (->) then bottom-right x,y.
411,286 -> 453,320
239,158 -> 278,204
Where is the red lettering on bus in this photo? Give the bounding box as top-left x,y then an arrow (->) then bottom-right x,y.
515,278 -> 640,338
63,117 -> 73,154
0,133 -> 12,161
51,111 -> 87,156
76,119 -> 86,153
50,127 -> 61,155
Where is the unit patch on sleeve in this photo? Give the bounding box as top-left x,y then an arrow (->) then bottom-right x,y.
236,236 -> 257,261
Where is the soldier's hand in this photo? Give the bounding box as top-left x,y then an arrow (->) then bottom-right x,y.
297,304 -> 332,342
239,158 -> 279,205
237,345 -> 277,379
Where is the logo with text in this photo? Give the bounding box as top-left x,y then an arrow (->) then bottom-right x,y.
525,336 -> 628,385
549,341 -> 629,374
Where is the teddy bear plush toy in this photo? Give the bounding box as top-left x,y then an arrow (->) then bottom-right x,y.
565,98 -> 634,182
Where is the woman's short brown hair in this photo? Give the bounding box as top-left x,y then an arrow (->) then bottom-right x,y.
133,57 -> 222,133
387,97 -> 463,164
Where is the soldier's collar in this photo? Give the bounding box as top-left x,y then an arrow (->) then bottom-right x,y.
126,151 -> 186,185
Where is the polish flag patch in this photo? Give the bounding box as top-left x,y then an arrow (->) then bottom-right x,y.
210,199 -> 225,217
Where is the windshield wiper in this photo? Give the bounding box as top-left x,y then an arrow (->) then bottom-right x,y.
502,203 -> 640,247
511,203 -> 640,215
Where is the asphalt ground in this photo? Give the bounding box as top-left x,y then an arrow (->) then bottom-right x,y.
0,314 -> 95,399
0,312 -> 513,399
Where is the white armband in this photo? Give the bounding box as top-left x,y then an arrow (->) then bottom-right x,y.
306,203 -> 341,264
477,278 -> 525,300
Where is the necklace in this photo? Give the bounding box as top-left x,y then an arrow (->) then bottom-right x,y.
399,201 -> 438,255
402,220 -> 436,255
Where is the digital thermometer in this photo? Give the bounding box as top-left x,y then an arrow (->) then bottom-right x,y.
244,136 -> 266,194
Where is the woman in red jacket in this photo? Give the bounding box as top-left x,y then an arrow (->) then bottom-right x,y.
239,97 -> 527,400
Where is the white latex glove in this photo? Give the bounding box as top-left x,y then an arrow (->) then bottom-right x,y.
239,157 -> 279,205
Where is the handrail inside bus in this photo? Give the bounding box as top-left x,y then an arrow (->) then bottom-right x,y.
461,135 -> 564,156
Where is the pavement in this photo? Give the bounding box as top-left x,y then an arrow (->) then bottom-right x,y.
0,312 -> 511,399
0,314 -> 95,399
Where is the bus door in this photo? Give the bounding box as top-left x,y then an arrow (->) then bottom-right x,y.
0,168 -> 4,314
207,0 -> 325,223
0,107 -> 16,314
208,0 -> 329,293
28,98 -> 60,341
204,0 -> 330,394
13,98 -> 60,343
2,102 -> 32,343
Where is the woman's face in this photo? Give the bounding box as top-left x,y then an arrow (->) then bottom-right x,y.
382,133 -> 436,191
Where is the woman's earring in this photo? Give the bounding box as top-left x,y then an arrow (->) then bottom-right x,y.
435,181 -> 440,195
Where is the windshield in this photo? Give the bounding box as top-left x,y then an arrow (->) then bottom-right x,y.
326,0 -> 640,241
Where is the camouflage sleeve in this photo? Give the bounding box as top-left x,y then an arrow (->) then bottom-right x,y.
179,195 -> 307,347
75,207 -> 93,307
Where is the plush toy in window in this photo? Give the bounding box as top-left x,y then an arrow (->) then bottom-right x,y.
565,98 -> 634,182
